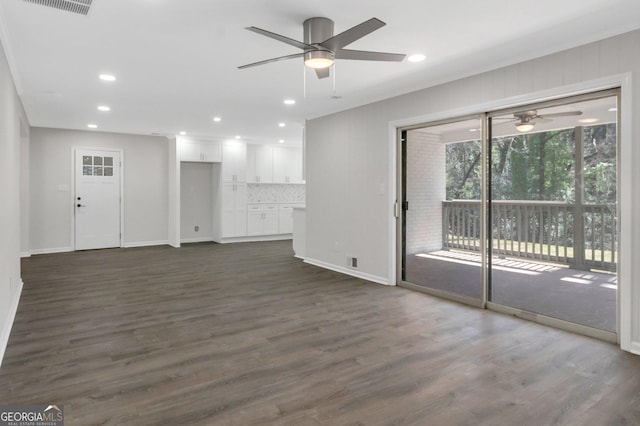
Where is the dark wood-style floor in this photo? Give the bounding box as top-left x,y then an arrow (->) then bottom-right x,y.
2,241 -> 639,425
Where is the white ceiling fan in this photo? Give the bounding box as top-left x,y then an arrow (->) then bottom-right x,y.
238,17 -> 406,79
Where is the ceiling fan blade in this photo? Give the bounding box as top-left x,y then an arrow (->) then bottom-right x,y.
238,52 -> 304,69
538,111 -> 583,118
315,68 -> 330,79
495,118 -> 517,126
245,26 -> 314,51
319,18 -> 386,52
335,49 -> 405,62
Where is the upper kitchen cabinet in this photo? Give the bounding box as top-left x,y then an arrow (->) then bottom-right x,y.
273,146 -> 303,183
246,144 -> 274,183
222,140 -> 247,182
179,138 -> 221,163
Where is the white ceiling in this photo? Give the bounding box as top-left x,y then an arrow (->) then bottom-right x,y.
0,0 -> 639,146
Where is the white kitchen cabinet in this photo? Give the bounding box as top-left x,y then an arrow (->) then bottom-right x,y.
272,146 -> 303,183
278,203 -> 304,234
247,204 -> 278,236
221,183 -> 247,237
222,140 -> 247,182
180,139 -> 221,162
246,145 -> 273,183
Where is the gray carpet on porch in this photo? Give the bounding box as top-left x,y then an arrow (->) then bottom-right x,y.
405,250 -> 616,332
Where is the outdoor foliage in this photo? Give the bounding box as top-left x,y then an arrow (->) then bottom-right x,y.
445,123 -> 617,204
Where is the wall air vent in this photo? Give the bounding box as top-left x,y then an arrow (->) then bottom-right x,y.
22,0 -> 93,15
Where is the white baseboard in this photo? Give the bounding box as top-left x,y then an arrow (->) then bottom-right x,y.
218,234 -> 293,244
123,240 -> 170,248
180,237 -> 214,244
0,279 -> 23,368
629,341 -> 640,356
20,252 -> 31,258
303,257 -> 392,286
29,247 -> 73,255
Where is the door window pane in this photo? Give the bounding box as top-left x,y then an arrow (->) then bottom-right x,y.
403,118 -> 483,300
489,95 -> 617,332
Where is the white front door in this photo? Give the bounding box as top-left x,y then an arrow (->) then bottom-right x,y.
75,149 -> 121,250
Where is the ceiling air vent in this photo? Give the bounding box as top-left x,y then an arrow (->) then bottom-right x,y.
22,0 -> 93,16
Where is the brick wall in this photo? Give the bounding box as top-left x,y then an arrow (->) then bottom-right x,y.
405,129 -> 446,255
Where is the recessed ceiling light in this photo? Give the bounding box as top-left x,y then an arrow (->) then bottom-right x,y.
87,124 -> 98,129
284,99 -> 296,105
278,122 -> 286,127
99,74 -> 116,82
469,128 -> 479,132
179,131 -> 186,135
279,139 -> 285,144
235,135 -> 241,139
407,54 -> 426,63
608,107 -> 617,112
579,118 -> 599,124
213,116 -> 221,122
97,105 -> 110,112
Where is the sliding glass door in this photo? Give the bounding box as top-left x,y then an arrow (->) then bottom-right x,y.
399,89 -> 620,339
488,92 -> 618,334
400,117 -> 484,305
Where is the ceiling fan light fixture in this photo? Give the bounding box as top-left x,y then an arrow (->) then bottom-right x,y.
407,54 -> 426,63
304,50 -> 334,69
516,122 -> 535,132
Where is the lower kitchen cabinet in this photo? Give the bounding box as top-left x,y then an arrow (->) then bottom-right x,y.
247,204 -> 278,236
222,183 -> 247,237
278,204 -> 297,234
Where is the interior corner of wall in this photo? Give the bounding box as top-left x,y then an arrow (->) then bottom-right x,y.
0,278 -> 23,368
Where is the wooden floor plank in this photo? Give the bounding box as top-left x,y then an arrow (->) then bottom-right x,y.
1,240 -> 639,425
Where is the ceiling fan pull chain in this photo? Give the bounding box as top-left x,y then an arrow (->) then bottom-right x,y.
332,62 -> 336,94
303,64 -> 307,99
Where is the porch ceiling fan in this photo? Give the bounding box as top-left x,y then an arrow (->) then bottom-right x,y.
238,17 -> 406,79
506,109 -> 583,132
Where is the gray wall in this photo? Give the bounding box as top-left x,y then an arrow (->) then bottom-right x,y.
0,37 -> 28,365
306,29 -> 640,352
29,128 -> 170,252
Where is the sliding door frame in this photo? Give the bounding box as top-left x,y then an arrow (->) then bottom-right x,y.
485,88 -> 620,343
392,82 -> 627,345
395,114 -> 487,309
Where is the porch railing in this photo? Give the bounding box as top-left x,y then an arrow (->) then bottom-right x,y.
442,200 -> 617,271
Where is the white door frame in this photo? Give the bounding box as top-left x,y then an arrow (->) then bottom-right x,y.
71,147 -> 125,249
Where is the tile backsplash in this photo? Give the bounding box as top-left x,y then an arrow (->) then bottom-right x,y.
247,184 -> 305,203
